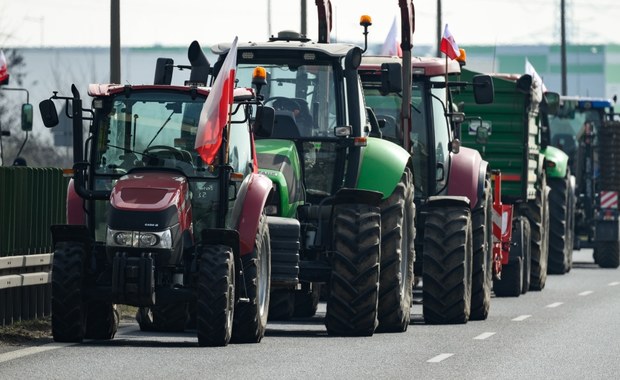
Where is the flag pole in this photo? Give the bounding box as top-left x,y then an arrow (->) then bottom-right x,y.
224,101 -> 234,165
445,54 -> 448,104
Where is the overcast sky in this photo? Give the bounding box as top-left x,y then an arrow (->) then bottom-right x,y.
1,0 -> 619,49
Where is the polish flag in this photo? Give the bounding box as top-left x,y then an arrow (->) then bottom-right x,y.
195,36 -> 238,164
440,24 -> 460,60
380,16 -> 402,57
0,50 -> 9,85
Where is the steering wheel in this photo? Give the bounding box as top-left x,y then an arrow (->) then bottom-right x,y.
265,97 -> 300,112
143,145 -> 184,160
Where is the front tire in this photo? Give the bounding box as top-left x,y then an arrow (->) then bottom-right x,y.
197,245 -> 235,347
325,203 -> 381,336
51,242 -> 87,343
548,175 -> 571,274
422,206 -> 473,324
522,175 -> 549,291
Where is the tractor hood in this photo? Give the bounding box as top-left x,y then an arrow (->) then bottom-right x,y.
108,171 -> 191,231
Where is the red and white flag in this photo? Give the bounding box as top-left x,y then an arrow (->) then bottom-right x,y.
194,36 -> 238,164
380,16 -> 402,57
0,50 -> 9,85
440,24 -> 460,60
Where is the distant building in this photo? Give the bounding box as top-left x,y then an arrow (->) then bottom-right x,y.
16,43 -> 620,148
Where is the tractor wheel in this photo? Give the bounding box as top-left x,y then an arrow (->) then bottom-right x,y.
521,217 -> 532,294
51,242 -> 87,343
377,169 -> 415,332
196,244 -> 235,347
470,179 -> 493,321
422,206 -> 473,324
548,175 -> 570,274
267,289 -> 295,321
85,303 -> 118,340
596,241 -> 620,269
136,303 -> 188,332
493,217 -> 528,297
522,175 -> 549,291
325,203 -> 381,336
566,177 -> 576,272
294,283 -> 321,318
231,211 -> 271,343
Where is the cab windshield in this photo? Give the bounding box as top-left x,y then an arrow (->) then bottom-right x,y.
93,90 -> 250,178
236,62 -> 337,138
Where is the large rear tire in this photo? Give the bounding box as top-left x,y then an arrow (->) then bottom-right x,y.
596,241 -> 620,268
231,212 -> 271,343
51,242 -> 87,343
493,217 -> 529,297
197,245 -> 235,347
377,169 -> 415,332
325,203 -> 381,336
470,179 -> 493,321
422,206 -> 473,324
548,175 -> 571,274
522,175 -> 549,291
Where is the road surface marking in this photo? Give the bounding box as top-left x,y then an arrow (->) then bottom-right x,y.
474,332 -> 496,340
546,302 -> 564,308
578,290 -> 594,296
0,343 -> 72,364
427,353 -> 454,363
512,315 -> 531,321
609,282 -> 620,286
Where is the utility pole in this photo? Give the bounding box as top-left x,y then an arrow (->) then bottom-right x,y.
111,0 -> 121,84
301,0 -> 307,36
560,0 -> 567,95
436,0 -> 442,57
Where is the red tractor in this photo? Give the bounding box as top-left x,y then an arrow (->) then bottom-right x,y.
39,41 -> 276,346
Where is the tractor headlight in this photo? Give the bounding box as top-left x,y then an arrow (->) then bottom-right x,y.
107,228 -> 173,249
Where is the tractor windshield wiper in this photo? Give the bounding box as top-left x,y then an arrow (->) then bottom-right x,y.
146,110 -> 175,148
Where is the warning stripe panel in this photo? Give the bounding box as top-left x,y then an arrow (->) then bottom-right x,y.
601,191 -> 618,209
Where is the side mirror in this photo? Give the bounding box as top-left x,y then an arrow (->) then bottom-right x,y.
21,103 -> 33,131
380,62 -> 402,95
39,99 -> 59,128
154,58 -> 174,85
472,75 -> 494,104
253,106 -> 275,138
544,91 -> 560,115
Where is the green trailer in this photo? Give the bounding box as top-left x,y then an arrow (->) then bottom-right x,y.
455,70 -> 553,295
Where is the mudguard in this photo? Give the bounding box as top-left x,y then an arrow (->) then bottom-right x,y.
447,147 -> 488,210
228,173 -> 273,256
541,146 -> 569,178
66,178 -> 86,225
426,195 -> 471,209
356,137 -> 411,200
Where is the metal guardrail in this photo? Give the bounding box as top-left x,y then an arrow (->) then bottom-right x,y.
0,166 -> 67,326
0,253 -> 53,326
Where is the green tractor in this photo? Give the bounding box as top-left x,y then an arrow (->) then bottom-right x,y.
212,0 -> 415,335
549,96 -> 620,268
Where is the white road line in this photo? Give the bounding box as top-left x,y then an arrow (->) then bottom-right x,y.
0,343 -> 72,364
578,290 -> 594,296
473,332 -> 496,340
546,302 -> 564,308
427,353 -> 454,363
609,281 -> 620,286
512,315 -> 531,321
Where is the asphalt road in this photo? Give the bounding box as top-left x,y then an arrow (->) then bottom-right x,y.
1,249 -> 619,379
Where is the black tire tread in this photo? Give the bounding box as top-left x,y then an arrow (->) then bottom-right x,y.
325,203 -> 381,336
